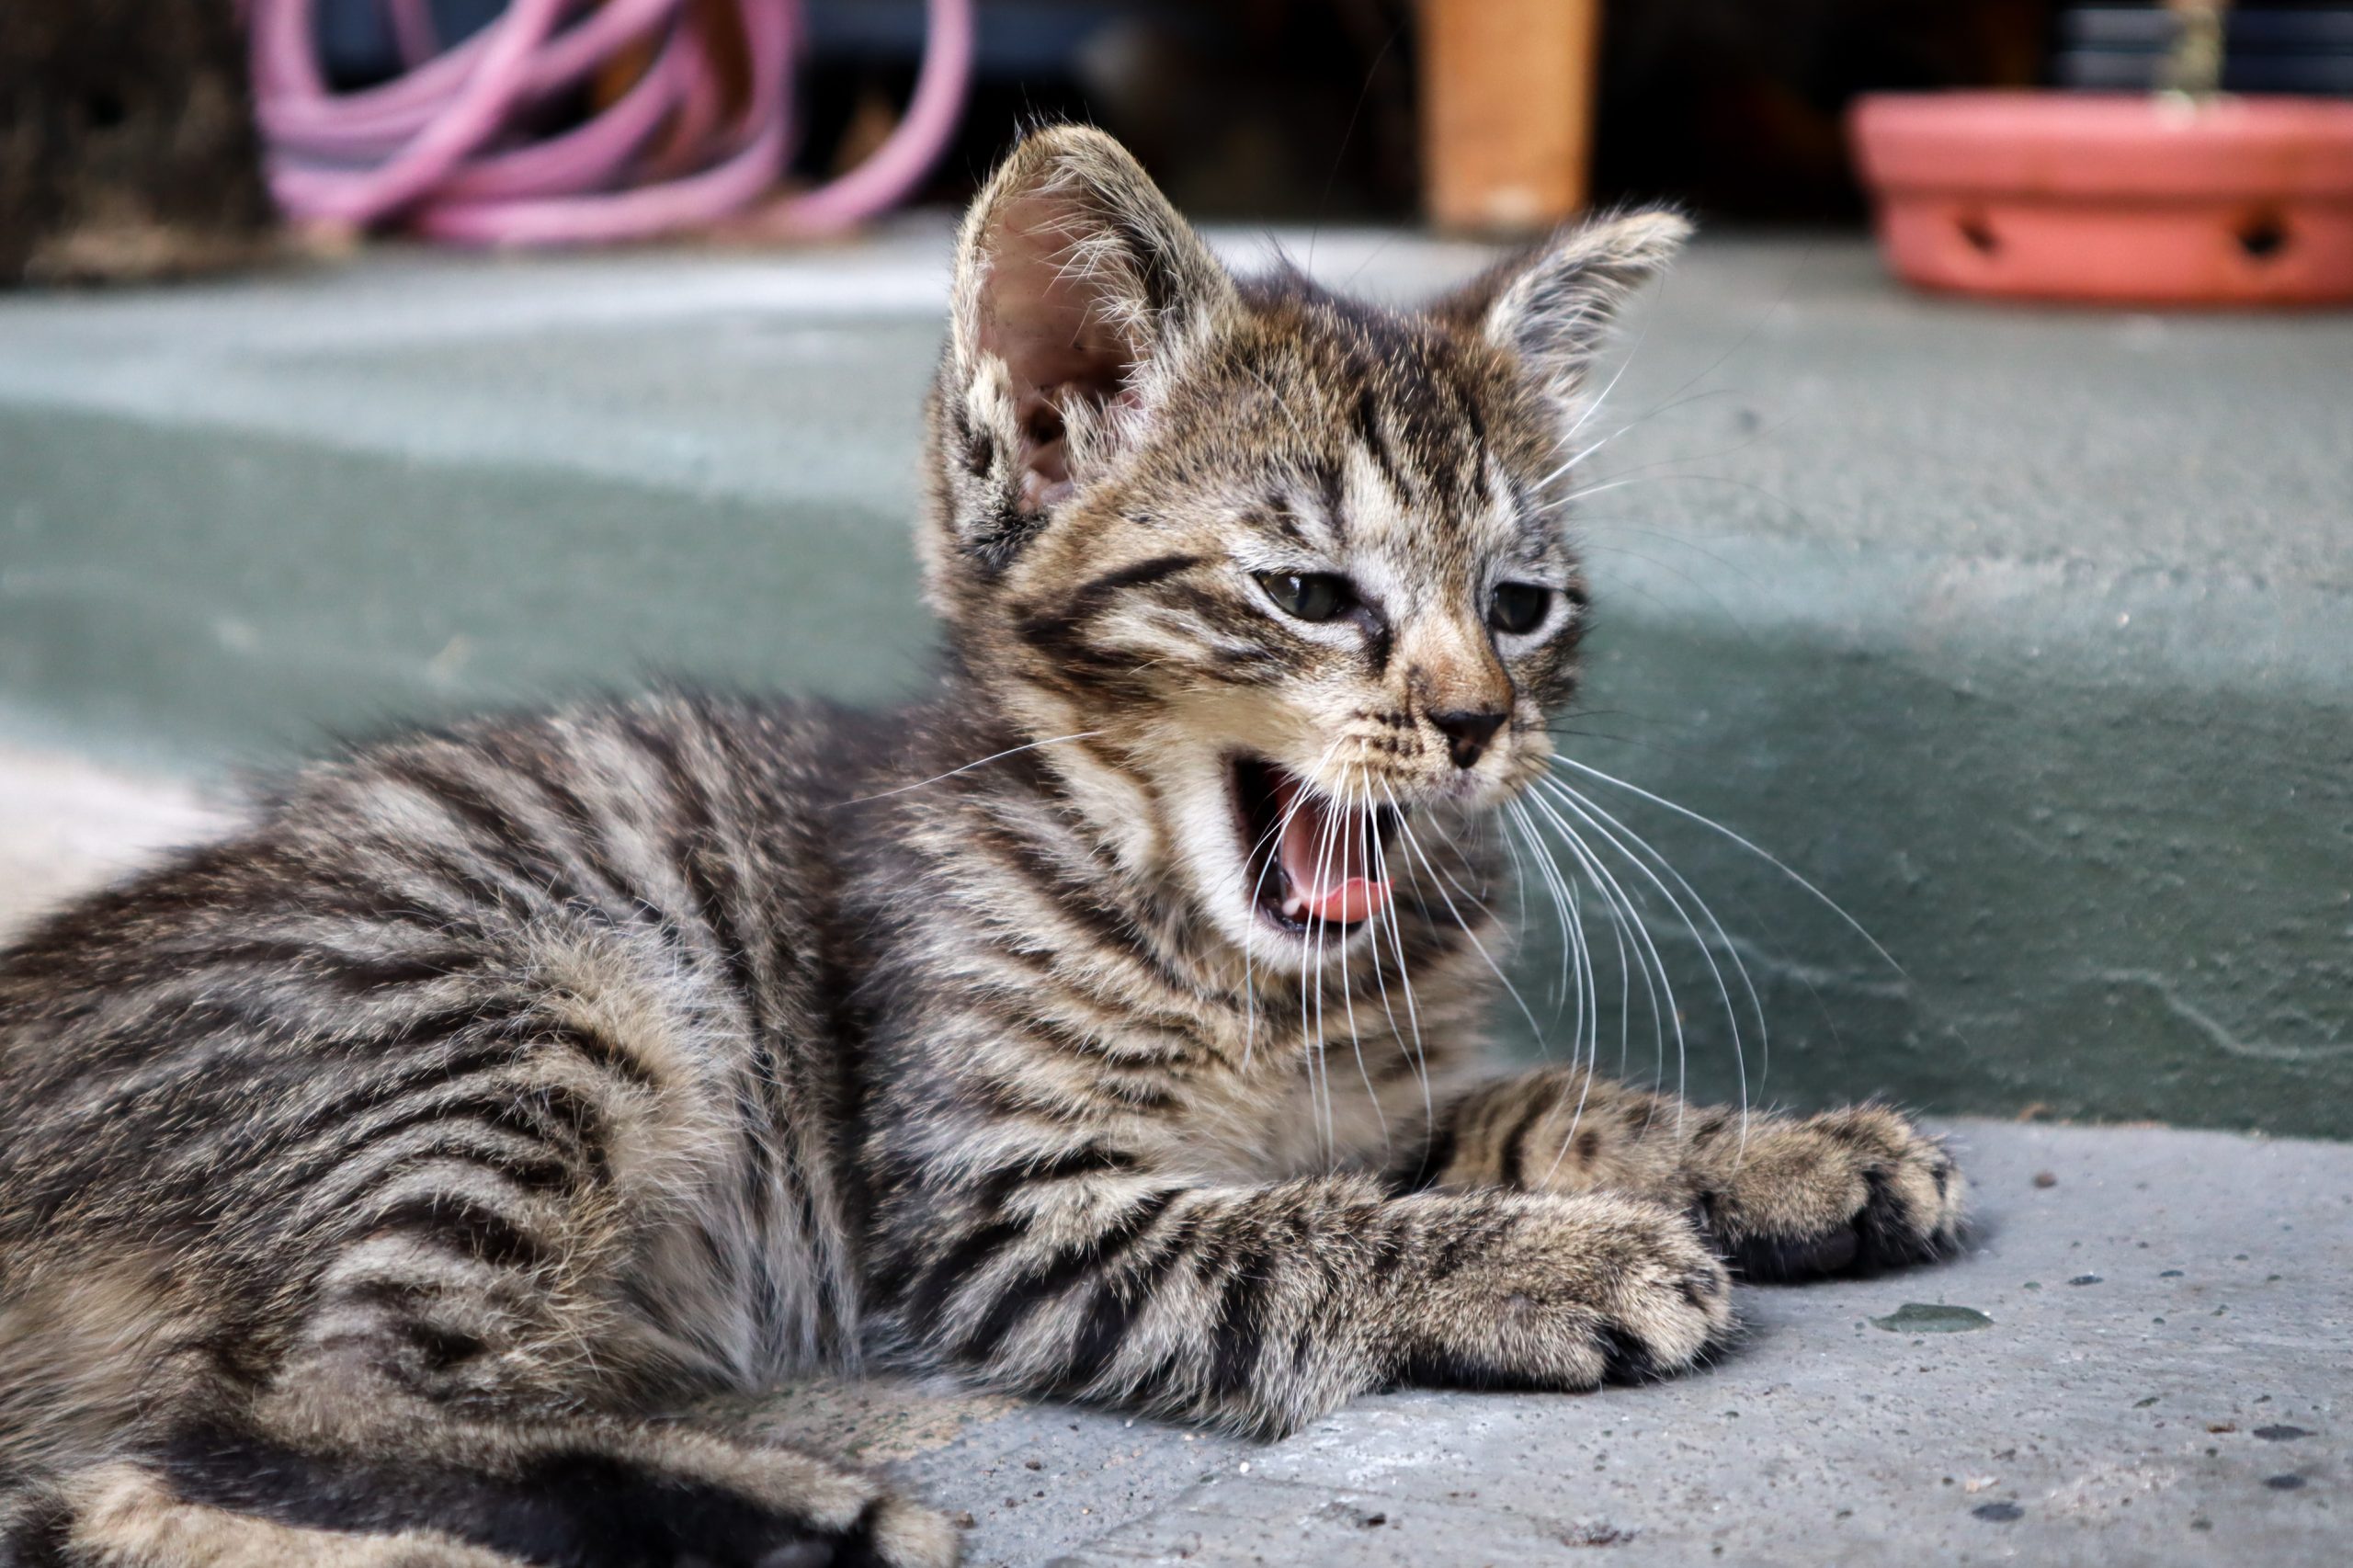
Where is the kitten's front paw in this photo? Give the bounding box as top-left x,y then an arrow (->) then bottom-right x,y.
1576,1199 -> 1740,1381
1397,1196 -> 1735,1390
1700,1104 -> 1964,1281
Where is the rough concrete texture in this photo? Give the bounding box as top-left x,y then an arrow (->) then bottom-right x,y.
2,228 -> 2348,1137
1,767 -> 2346,1566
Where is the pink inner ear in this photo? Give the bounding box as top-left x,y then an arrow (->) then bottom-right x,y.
976,191 -> 1135,506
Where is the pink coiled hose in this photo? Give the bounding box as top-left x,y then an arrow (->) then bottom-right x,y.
245,0 -> 976,244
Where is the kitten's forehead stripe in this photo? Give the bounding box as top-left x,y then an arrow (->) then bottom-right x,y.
1260,495 -> 1311,550
1237,277 -> 1507,529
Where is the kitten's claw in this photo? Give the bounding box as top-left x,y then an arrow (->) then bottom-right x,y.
1700,1104 -> 1966,1281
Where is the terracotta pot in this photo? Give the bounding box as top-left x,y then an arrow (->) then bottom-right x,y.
1850,91 -> 2353,306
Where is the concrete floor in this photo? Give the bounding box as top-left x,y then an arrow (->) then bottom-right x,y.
3,750 -> 2345,1566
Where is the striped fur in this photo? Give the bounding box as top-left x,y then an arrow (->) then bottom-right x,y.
0,129 -> 1961,1565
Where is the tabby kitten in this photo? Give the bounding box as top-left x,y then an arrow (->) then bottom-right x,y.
0,128 -> 1963,1567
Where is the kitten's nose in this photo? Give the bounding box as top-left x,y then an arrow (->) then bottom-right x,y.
1430,708 -> 1507,769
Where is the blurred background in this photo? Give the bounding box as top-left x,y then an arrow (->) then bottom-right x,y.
3,0 -> 2349,1138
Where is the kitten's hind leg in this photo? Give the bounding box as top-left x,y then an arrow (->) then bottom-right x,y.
22,1404 -> 958,1568
177,1409 -> 954,1568
14,1460 -> 525,1567
10,1189 -> 960,1566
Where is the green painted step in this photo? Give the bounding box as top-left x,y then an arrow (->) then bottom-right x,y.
4,228 -> 2347,1136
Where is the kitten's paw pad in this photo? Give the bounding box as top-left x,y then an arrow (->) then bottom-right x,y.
1705,1104 -> 1964,1281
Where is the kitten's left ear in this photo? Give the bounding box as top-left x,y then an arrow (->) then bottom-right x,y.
948,126 -> 1238,519
1431,208 -> 1689,407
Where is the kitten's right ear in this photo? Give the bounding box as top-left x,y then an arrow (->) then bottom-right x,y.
946,125 -> 1237,523
1430,208 -> 1689,410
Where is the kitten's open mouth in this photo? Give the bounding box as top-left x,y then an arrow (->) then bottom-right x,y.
1228,756 -> 1401,936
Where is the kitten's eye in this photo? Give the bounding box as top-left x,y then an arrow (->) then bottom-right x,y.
1489,582 -> 1552,636
1256,572 -> 1353,623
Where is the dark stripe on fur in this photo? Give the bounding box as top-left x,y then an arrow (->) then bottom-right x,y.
1013,553 -> 1202,669
1058,1194 -> 1188,1387
957,1185 -> 1171,1361
362,1189 -> 547,1270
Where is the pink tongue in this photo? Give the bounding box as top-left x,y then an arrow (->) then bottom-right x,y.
1275,777 -> 1391,926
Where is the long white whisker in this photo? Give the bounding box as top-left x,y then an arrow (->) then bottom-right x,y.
1549,754 -> 1901,972
1571,244 -> 1806,468
1304,748 -> 1348,1167
1318,789 -> 1341,1165
1554,267 -> 1667,450
1310,755 -> 1362,1165
1503,801 -> 1561,1014
1532,774 -> 1753,1161
1380,781 -> 1546,1049
841,730 -> 1106,804
1496,799 -> 1537,993
1524,767 -> 1675,1096
1540,468 -> 1818,531
1508,801 -> 1602,1187
1539,401 -> 1802,517
1335,761 -> 1387,1161
1506,803 -> 1602,1186
1608,892 -> 1632,1083
1538,772 -> 1775,1115
1365,784 -> 1432,1151
1507,800 -> 1583,1045
1519,782 -> 1687,1131
1536,387 -> 1747,492
1358,768 -> 1408,1054
1558,808 -> 1667,1128
1555,809 -> 1600,1085
1535,471 -> 1678,514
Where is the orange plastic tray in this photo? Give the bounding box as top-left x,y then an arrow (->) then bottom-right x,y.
1850,92 -> 2353,306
